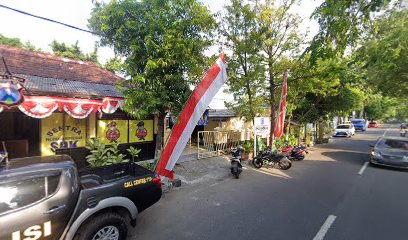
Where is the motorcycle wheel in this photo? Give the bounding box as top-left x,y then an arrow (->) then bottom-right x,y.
277,158 -> 292,170
253,157 -> 263,169
296,153 -> 306,161
231,162 -> 240,178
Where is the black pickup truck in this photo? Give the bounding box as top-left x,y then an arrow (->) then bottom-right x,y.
0,155 -> 162,240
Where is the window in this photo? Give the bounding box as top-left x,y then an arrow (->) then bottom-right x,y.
337,125 -> 351,129
377,139 -> 408,150
352,120 -> 365,124
0,173 -> 61,215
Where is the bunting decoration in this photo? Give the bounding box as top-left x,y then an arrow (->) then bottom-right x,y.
156,54 -> 227,180
17,96 -> 123,119
274,70 -> 288,138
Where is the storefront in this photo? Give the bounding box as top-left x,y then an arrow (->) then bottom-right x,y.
0,45 -> 156,161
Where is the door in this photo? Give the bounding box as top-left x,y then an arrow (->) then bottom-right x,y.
0,168 -> 79,240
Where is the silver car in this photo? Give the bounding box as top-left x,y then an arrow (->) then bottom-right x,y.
370,137 -> 408,169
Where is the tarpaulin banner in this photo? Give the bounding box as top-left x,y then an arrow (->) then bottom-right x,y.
156,54 -> 227,179
274,70 -> 288,138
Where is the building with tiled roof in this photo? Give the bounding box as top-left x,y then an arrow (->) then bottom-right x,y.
0,45 -> 155,161
0,45 -> 123,98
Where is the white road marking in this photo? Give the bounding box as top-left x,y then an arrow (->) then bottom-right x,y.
358,162 -> 369,175
209,182 -> 219,187
313,215 -> 337,240
383,128 -> 390,136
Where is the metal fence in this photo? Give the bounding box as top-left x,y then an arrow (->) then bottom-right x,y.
197,130 -> 241,159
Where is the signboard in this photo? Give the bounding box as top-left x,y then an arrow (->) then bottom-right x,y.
97,120 -> 128,144
0,81 -> 25,108
64,115 -> 86,148
254,117 -> 270,137
129,120 -> 154,142
41,113 -> 86,156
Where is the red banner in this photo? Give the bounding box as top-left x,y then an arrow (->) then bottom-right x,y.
156,54 -> 227,179
274,70 -> 288,138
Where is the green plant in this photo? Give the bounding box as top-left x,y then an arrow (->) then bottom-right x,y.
136,156 -> 159,172
127,146 -> 141,162
275,134 -> 298,149
85,138 -> 129,167
241,140 -> 254,153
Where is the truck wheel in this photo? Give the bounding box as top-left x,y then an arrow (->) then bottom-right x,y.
74,212 -> 128,240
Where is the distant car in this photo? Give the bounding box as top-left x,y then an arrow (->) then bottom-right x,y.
370,137 -> 408,169
351,118 -> 367,131
368,121 -> 379,128
334,124 -> 355,137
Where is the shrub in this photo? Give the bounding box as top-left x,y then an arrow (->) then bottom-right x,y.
85,138 -> 129,167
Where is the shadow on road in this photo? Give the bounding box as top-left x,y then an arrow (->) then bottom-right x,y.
320,151 -> 368,166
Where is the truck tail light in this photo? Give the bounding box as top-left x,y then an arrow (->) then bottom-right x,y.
153,175 -> 162,187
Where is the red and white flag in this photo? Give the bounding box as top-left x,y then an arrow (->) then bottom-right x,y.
274,70 -> 288,138
156,54 -> 227,179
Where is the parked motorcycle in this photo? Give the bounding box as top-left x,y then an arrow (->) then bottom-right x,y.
282,145 -> 308,161
230,146 -> 244,178
253,147 -> 292,170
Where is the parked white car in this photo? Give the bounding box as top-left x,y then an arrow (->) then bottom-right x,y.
334,124 -> 355,137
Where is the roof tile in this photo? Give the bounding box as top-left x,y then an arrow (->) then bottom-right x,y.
0,45 -> 123,85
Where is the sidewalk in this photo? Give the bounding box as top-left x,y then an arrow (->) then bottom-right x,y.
170,146 -> 318,189
172,156 -> 232,186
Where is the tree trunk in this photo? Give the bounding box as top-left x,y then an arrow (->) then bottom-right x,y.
155,112 -> 165,158
285,114 -> 292,141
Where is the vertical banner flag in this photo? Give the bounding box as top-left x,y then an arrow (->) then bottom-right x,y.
156,54 -> 227,179
274,70 -> 288,138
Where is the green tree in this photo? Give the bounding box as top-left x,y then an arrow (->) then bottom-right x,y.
89,0 -> 216,155
363,10 -> 408,97
0,34 -> 42,52
103,56 -> 123,75
308,0 -> 390,63
221,0 -> 266,122
49,40 -> 100,64
256,0 -> 307,146
0,34 -> 24,48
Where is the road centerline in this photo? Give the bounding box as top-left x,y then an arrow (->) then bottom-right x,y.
313,215 -> 337,240
358,162 -> 369,175
383,128 -> 391,136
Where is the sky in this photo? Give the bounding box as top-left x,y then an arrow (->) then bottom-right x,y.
0,0 -> 322,109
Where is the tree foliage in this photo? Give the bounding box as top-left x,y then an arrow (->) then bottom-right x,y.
0,34 -> 42,52
221,0 -> 266,122
103,56 -> 124,74
49,40 -> 99,64
308,0 -> 390,62
363,9 -> 408,97
89,0 -> 216,153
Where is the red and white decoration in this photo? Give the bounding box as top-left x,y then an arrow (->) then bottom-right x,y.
156,54 -> 227,179
18,96 -> 123,119
274,70 -> 288,138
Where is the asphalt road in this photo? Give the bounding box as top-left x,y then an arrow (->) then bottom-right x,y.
130,124 -> 408,240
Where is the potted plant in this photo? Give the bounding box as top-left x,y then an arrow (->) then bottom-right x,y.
240,140 -> 254,160
85,138 -> 130,167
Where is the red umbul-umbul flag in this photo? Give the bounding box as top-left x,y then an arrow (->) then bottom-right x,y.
274,70 -> 288,138
156,54 -> 227,179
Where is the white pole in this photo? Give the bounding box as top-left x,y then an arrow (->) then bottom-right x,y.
254,134 -> 257,158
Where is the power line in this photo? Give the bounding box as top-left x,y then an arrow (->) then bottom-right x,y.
0,4 -> 100,35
